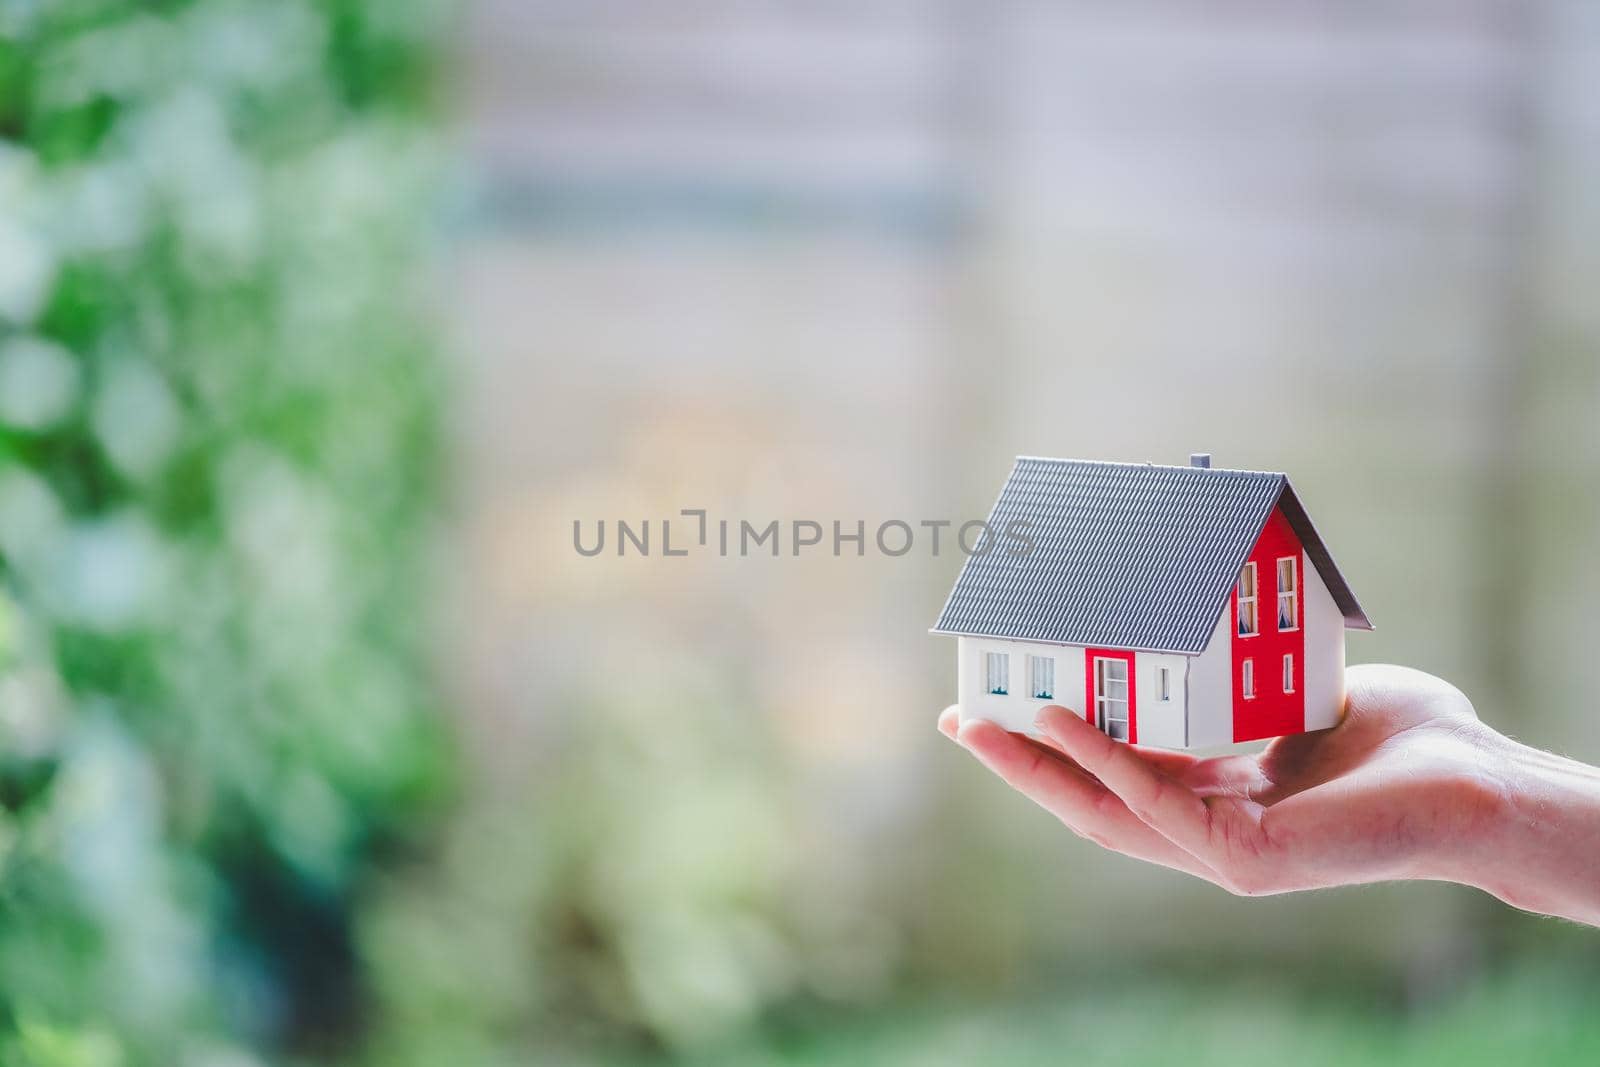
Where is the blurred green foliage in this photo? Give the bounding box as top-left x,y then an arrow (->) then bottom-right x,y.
0,0 -> 449,1062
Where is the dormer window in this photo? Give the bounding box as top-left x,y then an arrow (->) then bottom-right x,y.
1236,562 -> 1259,636
1276,556 -> 1299,631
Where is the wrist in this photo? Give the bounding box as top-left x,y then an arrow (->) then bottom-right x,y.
1435,723 -> 1600,924
1415,721 -> 1520,887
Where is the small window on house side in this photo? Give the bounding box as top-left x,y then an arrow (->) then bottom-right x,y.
1028,655 -> 1054,700
1283,653 -> 1294,693
1242,658 -> 1255,700
1237,562 -> 1259,636
1277,556 -> 1299,631
985,652 -> 1009,696
1158,666 -> 1171,702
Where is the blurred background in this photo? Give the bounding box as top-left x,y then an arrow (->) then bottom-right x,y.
3,0 -> 1600,1064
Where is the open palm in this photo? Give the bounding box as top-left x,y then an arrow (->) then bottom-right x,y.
941,664 -> 1502,895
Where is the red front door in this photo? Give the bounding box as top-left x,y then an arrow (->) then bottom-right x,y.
1084,648 -> 1137,743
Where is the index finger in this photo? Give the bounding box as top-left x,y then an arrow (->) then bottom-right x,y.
953,718 -> 1225,881
1035,704 -> 1230,863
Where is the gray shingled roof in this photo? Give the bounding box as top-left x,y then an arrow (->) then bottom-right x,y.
931,457 -> 1372,654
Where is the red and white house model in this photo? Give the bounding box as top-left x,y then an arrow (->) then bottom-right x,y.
932,455 -> 1372,749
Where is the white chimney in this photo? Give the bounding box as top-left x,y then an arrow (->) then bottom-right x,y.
1190,453 -> 1212,468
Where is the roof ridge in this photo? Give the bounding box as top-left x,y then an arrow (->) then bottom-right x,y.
1012,455 -> 1288,478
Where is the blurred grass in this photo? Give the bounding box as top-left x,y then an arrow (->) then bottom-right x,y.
602,969 -> 1600,1067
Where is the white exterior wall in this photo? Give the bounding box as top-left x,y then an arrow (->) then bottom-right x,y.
957,636 -> 1191,748
1302,553 -> 1347,732
958,636 -> 1086,734
1132,651 -> 1190,749
1185,609 -> 1236,749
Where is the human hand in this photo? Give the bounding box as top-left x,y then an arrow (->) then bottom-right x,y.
940,664 -> 1600,924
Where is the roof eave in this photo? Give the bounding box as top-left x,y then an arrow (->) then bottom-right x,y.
928,626 -> 1204,658
1276,482 -> 1375,632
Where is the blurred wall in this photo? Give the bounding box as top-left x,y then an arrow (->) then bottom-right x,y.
439,0 -> 1600,1054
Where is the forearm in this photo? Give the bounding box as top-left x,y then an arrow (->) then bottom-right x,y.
1439,728 -> 1600,926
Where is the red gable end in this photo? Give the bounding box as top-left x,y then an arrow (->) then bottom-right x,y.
1230,507 -> 1306,742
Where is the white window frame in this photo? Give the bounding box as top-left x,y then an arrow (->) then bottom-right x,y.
985,652 -> 1010,696
1283,653 -> 1294,694
1158,666 -> 1171,702
1241,658 -> 1255,700
1028,655 -> 1055,700
1094,656 -> 1130,741
1236,562 -> 1259,637
1276,555 -> 1299,632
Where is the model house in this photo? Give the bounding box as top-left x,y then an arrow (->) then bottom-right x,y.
932,455 -> 1371,748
